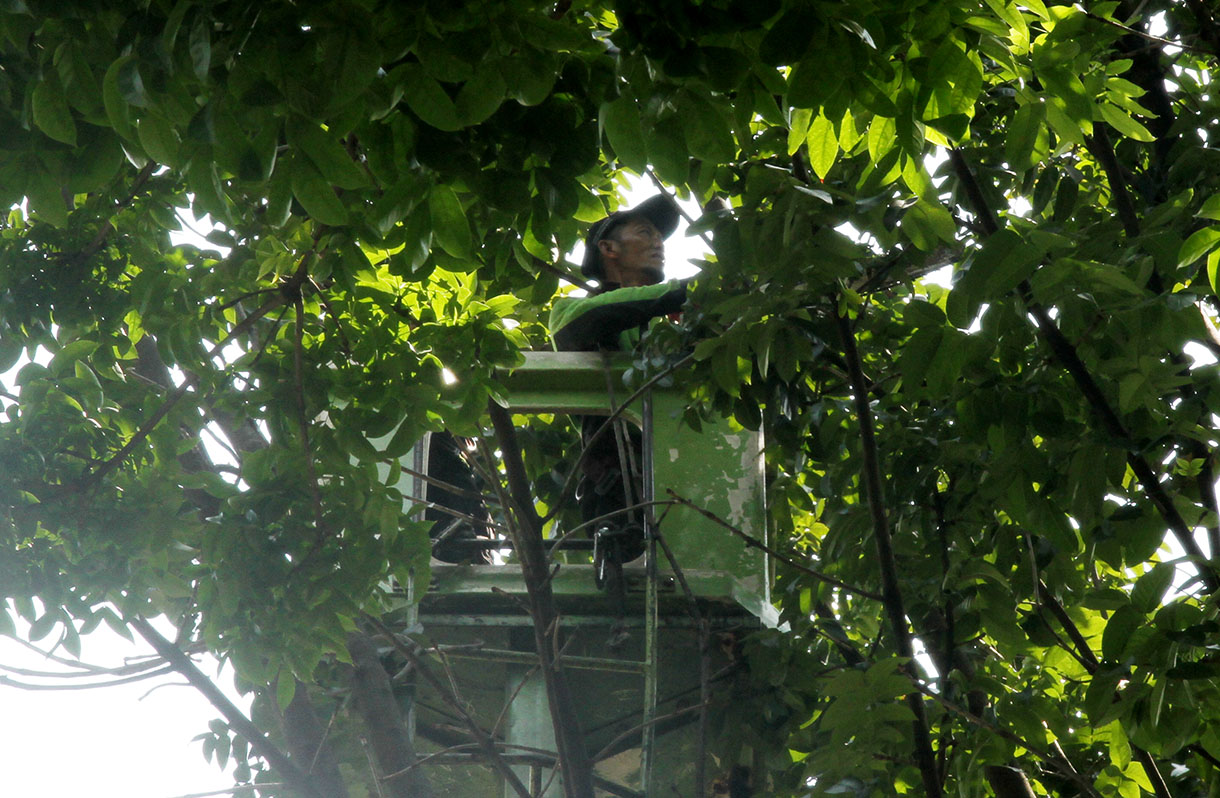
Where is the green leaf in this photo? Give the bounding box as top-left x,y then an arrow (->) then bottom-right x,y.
1198,194 -> 1220,222
898,326 -> 944,393
679,91 -> 735,164
867,114 -> 896,163
1099,103 -> 1155,142
903,299 -> 946,329
27,609 -> 59,642
287,119 -> 368,190
1102,606 -> 1143,660
901,200 -> 956,251
278,673 -> 296,712
162,0 -> 190,53
1004,103 -> 1046,171
649,117 -> 688,185
102,55 -> 137,140
1022,0 -> 1049,19
290,158 -> 348,225
787,107 -> 812,156
985,236 -> 1045,296
1107,720 -> 1132,769
838,108 -> 863,152
601,95 -> 646,173
1178,227 -> 1220,268
32,73 -> 77,146
429,184 -> 472,260
188,157 -> 231,225
456,65 -> 507,126
137,114 -> 180,166
501,54 -> 555,106
25,164 -> 69,228
189,15 -> 211,80
401,65 -> 461,131
1130,563 -> 1173,613
805,113 -> 837,179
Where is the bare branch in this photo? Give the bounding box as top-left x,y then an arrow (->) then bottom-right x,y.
362,615 -> 530,798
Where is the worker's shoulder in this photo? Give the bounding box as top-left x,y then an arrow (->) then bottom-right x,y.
548,293 -> 584,330
551,280 -> 684,329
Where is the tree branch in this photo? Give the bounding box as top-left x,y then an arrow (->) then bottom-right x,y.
1083,10 -> 1213,56
276,678 -> 350,798
948,147 -> 1220,592
87,294 -> 288,486
129,617 -> 324,798
345,629 -> 435,798
914,683 -> 1103,798
361,616 -> 529,798
834,305 -> 943,798
486,400 -> 597,797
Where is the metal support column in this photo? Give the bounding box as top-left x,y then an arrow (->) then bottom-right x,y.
640,391 -> 659,794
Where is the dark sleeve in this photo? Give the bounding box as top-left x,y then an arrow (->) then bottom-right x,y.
553,283 -> 686,352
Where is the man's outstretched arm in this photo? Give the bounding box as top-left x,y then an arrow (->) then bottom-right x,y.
551,281 -> 686,352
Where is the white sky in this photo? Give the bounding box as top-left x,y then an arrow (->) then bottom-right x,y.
0,618 -> 248,798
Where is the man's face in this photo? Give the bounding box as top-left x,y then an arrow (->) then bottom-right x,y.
599,216 -> 665,286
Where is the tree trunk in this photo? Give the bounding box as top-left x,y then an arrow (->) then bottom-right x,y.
347,630 -> 434,798
278,680 -> 351,798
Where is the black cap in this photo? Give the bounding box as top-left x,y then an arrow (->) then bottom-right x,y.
580,194 -> 680,279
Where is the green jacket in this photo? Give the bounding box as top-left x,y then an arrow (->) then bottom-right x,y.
550,280 -> 686,352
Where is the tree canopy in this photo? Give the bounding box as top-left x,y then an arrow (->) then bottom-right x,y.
2,0 -> 1220,796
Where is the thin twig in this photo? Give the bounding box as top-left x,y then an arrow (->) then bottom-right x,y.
63,161 -> 158,266
1083,11 -> 1211,55
645,169 -> 715,252
162,785 -> 284,798
533,256 -> 595,291
359,734 -> 389,798
591,701 -> 708,763
667,490 -> 883,601
363,615 -> 533,798
0,666 -> 175,690
492,664 -> 541,740
88,294 -> 288,485
540,353 -> 694,525
4,636 -> 168,674
396,461 -> 501,507
129,617 -> 324,798
309,276 -> 355,359
914,683 -> 1104,798
292,291 -> 325,533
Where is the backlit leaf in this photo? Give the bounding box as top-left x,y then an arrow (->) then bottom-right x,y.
290,158 -> 347,225
429,184 -> 472,260
806,113 -> 838,179
602,95 -> 646,172
1178,227 -> 1220,268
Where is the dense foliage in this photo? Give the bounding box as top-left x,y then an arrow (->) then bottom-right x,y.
2,0 -> 1220,796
